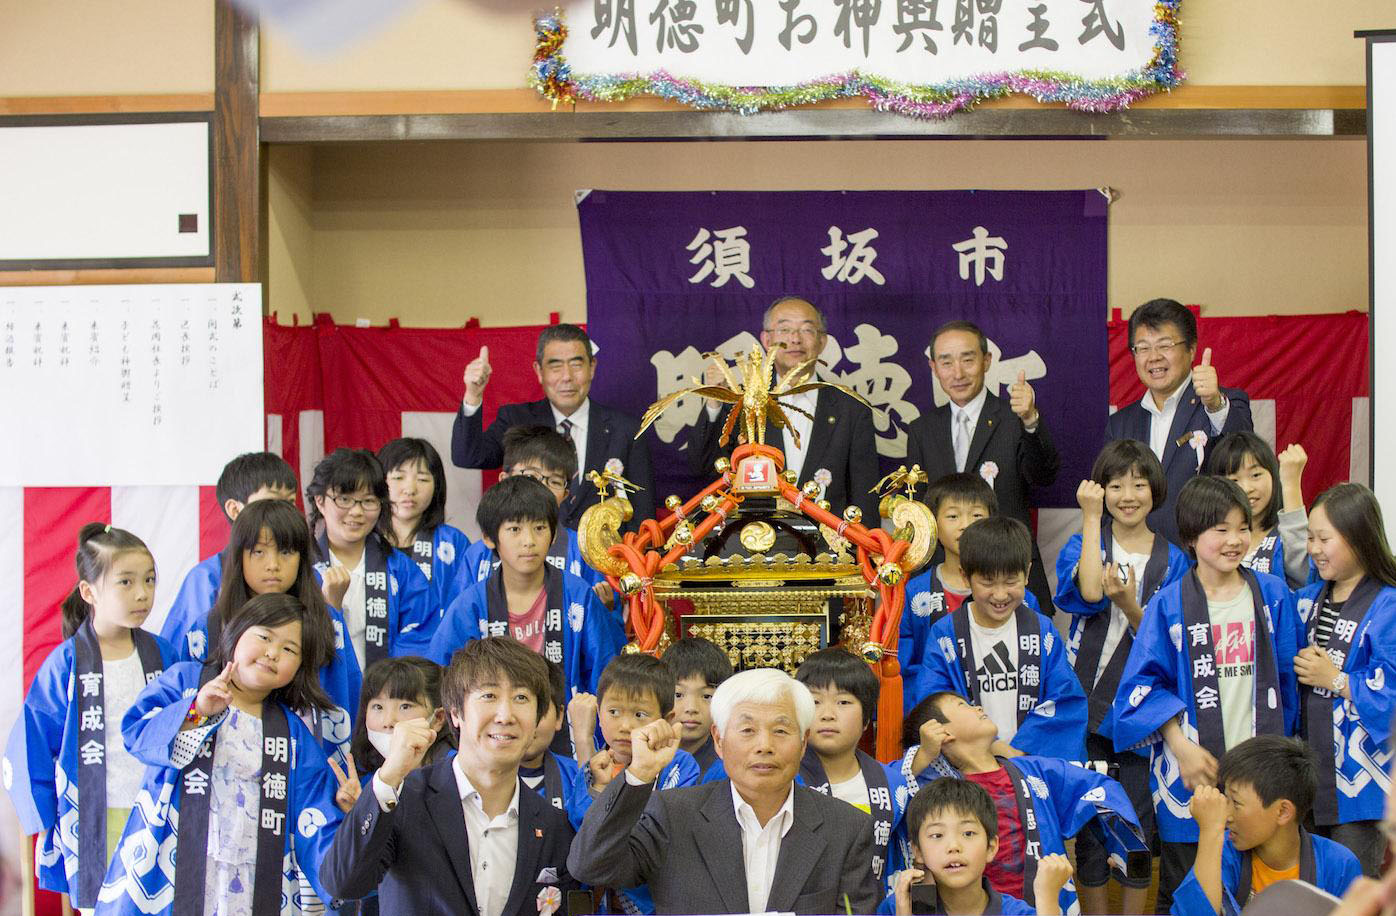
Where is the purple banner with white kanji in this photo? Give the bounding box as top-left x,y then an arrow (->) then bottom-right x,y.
578,189 -> 1107,510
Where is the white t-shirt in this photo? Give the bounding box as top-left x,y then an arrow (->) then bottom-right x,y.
968,610 -> 1020,744
829,770 -> 871,814
1091,539 -> 1151,684
102,651 -> 149,806
332,549 -> 368,670
1208,585 -> 1259,750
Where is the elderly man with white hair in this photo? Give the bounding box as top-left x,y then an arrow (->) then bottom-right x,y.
567,667 -> 881,914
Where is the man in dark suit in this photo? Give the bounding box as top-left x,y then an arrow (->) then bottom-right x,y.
568,668 -> 881,915
452,323 -> 654,529
1105,298 -> 1252,545
687,297 -> 880,522
905,320 -> 1061,609
321,637 -> 578,916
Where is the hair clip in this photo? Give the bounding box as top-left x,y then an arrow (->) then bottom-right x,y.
103,524 -> 112,534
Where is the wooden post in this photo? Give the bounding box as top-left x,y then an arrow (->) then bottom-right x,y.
213,0 -> 261,284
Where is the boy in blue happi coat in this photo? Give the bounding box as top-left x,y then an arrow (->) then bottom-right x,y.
429,475 -> 623,705
520,659 -> 585,818
162,451 -> 299,660
566,653 -> 701,914
793,647 -> 922,888
901,474 -> 1044,710
1112,475 -> 1302,913
661,636 -> 732,777
1055,439 -> 1191,914
461,425 -> 613,611
911,516 -> 1086,760
880,778 -> 1074,915
1172,736 -> 1361,916
901,691 -> 1148,916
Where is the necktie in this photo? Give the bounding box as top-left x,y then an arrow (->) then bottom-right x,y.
557,418 -> 576,478
954,411 -> 972,473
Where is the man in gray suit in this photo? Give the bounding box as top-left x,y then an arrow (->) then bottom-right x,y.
568,669 -> 881,915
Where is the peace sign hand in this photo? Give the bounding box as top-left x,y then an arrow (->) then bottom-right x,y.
195,662 -> 236,718
328,752 -> 362,813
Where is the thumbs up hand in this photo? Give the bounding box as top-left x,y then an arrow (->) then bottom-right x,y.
1193,347 -> 1224,412
1009,369 -> 1038,427
463,346 -> 493,407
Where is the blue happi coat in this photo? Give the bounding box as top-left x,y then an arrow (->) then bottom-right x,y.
97,663 -> 343,914
400,523 -> 475,618
875,885 -> 1035,915
4,632 -> 178,900
900,748 -> 1147,916
1295,582 -> 1396,824
1171,830 -> 1362,916
161,553 -> 223,658
1054,531 -> 1191,742
426,569 -> 624,698
314,541 -> 438,657
569,750 -> 702,915
900,570 -> 1041,711
1111,571 -> 1302,842
910,607 -> 1087,760
157,557 -> 363,760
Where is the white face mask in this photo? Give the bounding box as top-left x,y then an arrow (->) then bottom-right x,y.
367,728 -> 394,759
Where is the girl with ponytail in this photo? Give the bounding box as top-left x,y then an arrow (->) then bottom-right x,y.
4,523 -> 177,912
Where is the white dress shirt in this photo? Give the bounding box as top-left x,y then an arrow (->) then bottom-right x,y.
781,389 -> 817,481
1139,372 -> 1230,461
951,387 -> 988,473
732,782 -> 796,914
551,398 -> 590,479
371,760 -> 522,916
330,548 -> 367,671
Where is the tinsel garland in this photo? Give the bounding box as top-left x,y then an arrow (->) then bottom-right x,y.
531,2 -> 1183,119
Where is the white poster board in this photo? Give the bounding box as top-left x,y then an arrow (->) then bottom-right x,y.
0,284 -> 263,486
0,120 -> 211,266
1370,34 -> 1396,541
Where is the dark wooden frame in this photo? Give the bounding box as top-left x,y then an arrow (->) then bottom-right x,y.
0,112 -> 215,271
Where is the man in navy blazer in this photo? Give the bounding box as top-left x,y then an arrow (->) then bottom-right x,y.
1105,298 -> 1252,545
904,320 -> 1061,609
321,638 -> 578,916
687,297 -> 881,523
452,323 -> 654,530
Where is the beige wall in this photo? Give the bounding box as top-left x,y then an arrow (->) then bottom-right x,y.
269,136 -> 1368,327
2,0 -> 1391,97
0,0 -> 213,96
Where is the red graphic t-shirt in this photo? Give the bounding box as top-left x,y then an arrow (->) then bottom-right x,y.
509,588 -> 548,652
965,767 -> 1026,900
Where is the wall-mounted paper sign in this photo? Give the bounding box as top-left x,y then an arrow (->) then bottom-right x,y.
533,1 -> 1182,118
0,284 -> 263,487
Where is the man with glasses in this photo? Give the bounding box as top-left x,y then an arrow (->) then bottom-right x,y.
905,320 -> 1061,610
1107,298 -> 1252,545
452,323 -> 654,531
688,297 -> 880,522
